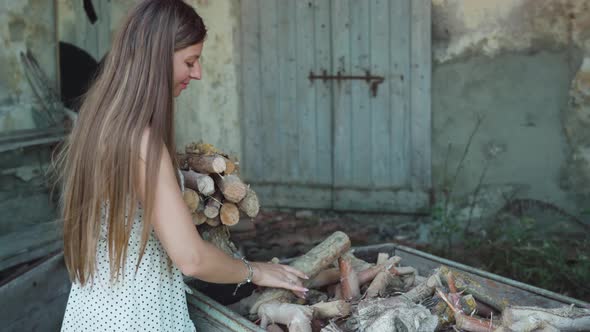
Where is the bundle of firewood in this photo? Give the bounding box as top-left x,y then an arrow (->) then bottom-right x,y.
178,142 -> 260,227
177,142 -> 260,257
228,231 -> 590,332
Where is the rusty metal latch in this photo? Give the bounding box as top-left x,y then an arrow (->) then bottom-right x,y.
308,69 -> 385,97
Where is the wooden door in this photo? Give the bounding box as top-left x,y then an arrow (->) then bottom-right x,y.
239,0 -> 431,212
330,0 -> 431,212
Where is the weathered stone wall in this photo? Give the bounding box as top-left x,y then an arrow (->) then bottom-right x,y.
432,0 -> 590,219
175,0 -> 241,156
0,0 -> 58,132
3,0 -> 590,234
0,1 -> 59,239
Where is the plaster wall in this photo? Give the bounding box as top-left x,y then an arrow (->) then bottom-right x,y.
0,0 -> 58,132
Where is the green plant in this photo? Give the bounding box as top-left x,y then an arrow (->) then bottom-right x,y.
448,216 -> 590,301
427,113 -> 590,301
430,202 -> 461,255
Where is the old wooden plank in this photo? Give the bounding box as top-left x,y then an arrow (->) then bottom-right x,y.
338,244 -> 588,309
239,0 -> 263,181
0,221 -> 62,271
0,252 -> 69,332
391,0 -> 411,187
392,244 -> 589,309
295,1 -> 317,183
278,0 -> 299,180
313,0 -> 333,187
187,289 -> 264,332
331,0 -> 352,186
260,0 -> 280,182
58,0 -> 111,61
96,0 -> 111,61
0,127 -> 66,153
350,0 -> 372,187
410,0 -> 432,190
251,183 -> 332,209
332,188 -> 429,213
369,0 -> 392,187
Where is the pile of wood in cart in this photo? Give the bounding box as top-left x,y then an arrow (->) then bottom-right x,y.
178,142 -> 259,255
227,231 -> 590,332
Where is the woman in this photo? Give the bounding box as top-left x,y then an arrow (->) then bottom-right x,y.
58,1 -> 308,331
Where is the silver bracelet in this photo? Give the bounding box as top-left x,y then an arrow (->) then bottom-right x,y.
233,257 -> 253,296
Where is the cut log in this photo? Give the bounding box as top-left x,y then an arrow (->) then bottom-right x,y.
308,268 -> 341,289
326,256 -> 402,297
220,202 -> 240,226
376,253 -> 389,265
400,269 -> 442,303
258,301 -> 313,332
224,157 -> 238,174
204,192 -> 222,219
187,154 -> 226,174
500,305 -> 590,332
338,256 -> 360,301
238,187 -> 260,218
181,170 -> 215,196
214,174 -> 247,203
311,300 -> 351,319
365,271 -> 406,299
436,289 -> 498,332
182,188 -> 200,212
250,231 -> 351,315
341,251 -> 373,271
198,224 -> 239,257
206,216 -> 221,227
191,211 -> 207,226
177,153 -> 190,169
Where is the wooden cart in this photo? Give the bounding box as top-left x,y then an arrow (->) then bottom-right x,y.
2,243 -> 588,331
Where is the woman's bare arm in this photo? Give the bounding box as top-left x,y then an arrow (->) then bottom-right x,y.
137,129 -> 308,293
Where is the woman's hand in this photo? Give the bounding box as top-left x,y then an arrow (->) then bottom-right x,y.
251,262 -> 309,298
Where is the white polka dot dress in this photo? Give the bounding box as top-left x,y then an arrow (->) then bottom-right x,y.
61,173 -> 195,331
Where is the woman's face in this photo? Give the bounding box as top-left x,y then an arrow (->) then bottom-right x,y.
172,42 -> 204,97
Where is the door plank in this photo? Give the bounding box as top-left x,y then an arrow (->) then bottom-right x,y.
278,1 -> 300,181
370,0 -> 392,187
240,0 -> 264,181
296,1 -> 318,183
350,0 -> 372,187
390,0 -> 412,187
410,0 -> 432,189
313,0 -> 333,186
331,0 -> 352,186
260,0 -> 280,182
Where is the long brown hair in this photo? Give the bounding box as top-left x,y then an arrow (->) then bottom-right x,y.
56,0 -> 206,285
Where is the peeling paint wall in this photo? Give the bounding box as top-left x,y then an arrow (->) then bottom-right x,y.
0,148 -> 58,234
432,0 -> 590,216
0,0 -> 58,132
0,1 -> 59,241
58,0 -> 137,62
175,0 -> 241,157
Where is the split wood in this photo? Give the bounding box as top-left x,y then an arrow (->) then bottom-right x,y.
249,231 -> 351,315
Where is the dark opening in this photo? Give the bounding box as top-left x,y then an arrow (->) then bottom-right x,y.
59,41 -> 102,111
